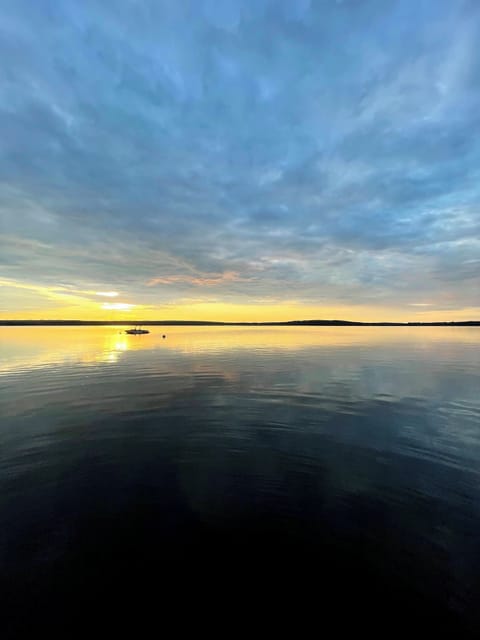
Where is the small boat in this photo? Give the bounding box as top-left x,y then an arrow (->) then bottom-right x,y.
125,325 -> 150,335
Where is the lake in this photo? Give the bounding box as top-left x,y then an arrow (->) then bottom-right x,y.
1,326 -> 480,636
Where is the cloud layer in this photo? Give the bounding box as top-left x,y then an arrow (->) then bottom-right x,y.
1,0 -> 479,319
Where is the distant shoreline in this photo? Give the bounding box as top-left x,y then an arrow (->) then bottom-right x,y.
1,320 -> 479,327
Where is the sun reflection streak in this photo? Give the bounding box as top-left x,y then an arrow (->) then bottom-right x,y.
96,332 -> 130,364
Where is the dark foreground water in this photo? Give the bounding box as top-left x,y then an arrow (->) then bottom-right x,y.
1,326 -> 480,636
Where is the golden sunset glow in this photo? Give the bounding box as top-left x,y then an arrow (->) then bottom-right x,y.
1,275 -> 479,324
101,302 -> 136,311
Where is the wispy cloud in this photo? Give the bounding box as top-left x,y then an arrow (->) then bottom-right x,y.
148,271 -> 244,287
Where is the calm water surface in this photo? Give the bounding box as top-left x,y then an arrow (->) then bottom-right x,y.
1,326 -> 480,635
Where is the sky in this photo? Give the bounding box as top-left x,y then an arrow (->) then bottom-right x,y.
1,0 -> 479,322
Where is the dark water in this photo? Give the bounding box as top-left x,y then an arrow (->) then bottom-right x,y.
1,326 -> 480,636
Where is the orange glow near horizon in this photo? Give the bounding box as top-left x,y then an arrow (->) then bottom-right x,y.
1,301 -> 480,323
101,302 -> 136,311
1,278 -> 479,323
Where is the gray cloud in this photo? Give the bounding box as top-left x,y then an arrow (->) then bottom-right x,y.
1,0 -> 479,315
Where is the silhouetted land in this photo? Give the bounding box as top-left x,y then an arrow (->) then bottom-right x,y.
1,320 -> 479,327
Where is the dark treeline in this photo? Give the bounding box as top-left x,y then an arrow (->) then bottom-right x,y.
1,320 -> 479,327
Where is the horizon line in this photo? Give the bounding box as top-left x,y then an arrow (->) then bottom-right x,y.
1,318 -> 479,326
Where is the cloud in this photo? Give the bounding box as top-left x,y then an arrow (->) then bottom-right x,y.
0,0 -> 479,318
148,271 -> 245,287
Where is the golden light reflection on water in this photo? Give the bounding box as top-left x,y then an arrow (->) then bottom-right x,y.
0,325 -> 478,374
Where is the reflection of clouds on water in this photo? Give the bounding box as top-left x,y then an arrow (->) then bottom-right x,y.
1,326 -> 480,632
1,327 -> 479,461
1,327 -> 479,436
1,326 -> 479,375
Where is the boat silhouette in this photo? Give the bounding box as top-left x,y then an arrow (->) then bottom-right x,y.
125,326 -> 150,335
